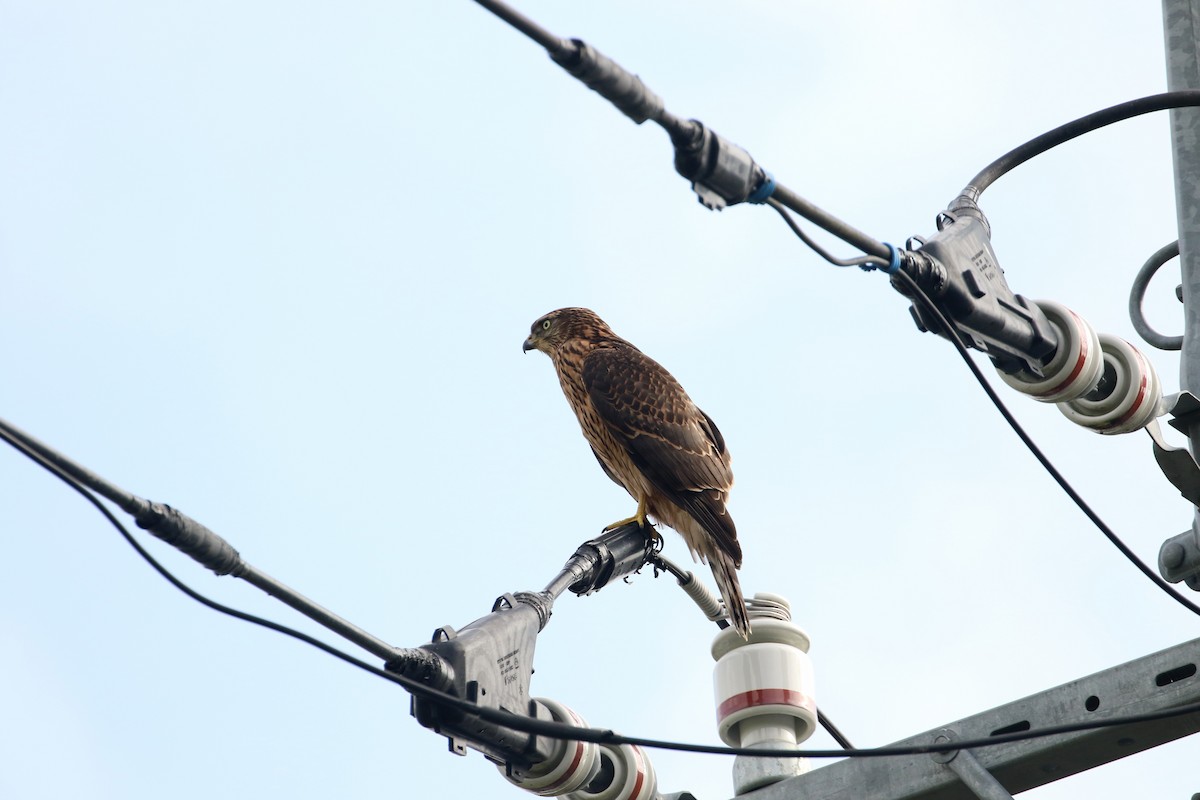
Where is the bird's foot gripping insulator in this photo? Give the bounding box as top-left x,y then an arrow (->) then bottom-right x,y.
601,519 -> 660,553
602,499 -> 649,534
645,526 -> 663,552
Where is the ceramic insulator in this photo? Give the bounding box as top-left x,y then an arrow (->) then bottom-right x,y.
501,698 -> 599,796
998,300 -> 1103,403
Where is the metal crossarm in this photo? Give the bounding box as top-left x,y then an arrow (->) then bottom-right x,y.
743,638 -> 1200,800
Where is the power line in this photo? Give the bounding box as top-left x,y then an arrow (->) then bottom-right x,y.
760,91 -> 1200,620
4,419 -> 1199,763
888,269 -> 1200,619
959,91 -> 1200,203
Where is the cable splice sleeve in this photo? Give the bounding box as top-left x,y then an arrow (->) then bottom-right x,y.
550,39 -> 664,124
134,501 -> 244,576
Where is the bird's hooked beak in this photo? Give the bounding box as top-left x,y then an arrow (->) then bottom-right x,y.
522,336 -> 537,353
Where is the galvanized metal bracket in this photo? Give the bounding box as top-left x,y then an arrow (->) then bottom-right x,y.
740,638 -> 1200,800
1153,393 -> 1200,501
929,729 -> 1015,800
1151,393 -> 1200,588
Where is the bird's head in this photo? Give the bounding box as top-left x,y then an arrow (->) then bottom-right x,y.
523,307 -> 615,356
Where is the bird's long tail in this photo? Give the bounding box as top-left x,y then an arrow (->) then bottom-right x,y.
712,551 -> 751,640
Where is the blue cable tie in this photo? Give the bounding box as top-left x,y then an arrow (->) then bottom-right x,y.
884,242 -> 901,274
747,172 -> 776,204
864,242 -> 901,274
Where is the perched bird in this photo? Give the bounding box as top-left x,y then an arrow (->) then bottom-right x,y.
523,307 -> 750,639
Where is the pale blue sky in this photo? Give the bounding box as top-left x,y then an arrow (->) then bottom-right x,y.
1,2 -> 1196,798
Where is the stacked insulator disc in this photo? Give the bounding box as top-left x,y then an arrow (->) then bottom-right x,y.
998,300 -> 1162,435
998,300 -> 1104,403
501,699 -> 599,796
501,698 -> 656,800
1058,333 -> 1163,434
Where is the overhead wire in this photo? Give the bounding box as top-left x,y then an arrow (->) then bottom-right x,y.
764,89 -> 1200,620
886,269 -> 1200,619
769,210 -> 1199,617
766,197 -> 890,269
0,424 -> 401,675
961,90 -> 1200,202
4,422 -> 1200,763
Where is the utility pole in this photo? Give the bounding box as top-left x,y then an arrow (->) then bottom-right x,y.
744,3 -> 1200,797
1166,0 -> 1200,396
1160,0 -> 1200,588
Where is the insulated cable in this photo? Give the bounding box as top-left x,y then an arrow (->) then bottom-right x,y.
0,423 -> 402,675
960,91 -> 1200,204
890,269 -> 1200,620
760,89 -> 1200,618
1130,240 -> 1184,351
5,422 -> 1199,761
470,0 -> 893,262
767,198 -> 890,269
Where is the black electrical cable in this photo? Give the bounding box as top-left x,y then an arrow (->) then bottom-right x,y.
424,691 -> 1200,760
474,0 -> 566,53
0,426 -> 404,672
890,269 -> 1200,620
763,89 -> 1200,618
962,91 -> 1200,202
7,424 -> 1200,763
1130,240 -> 1184,351
816,710 -> 854,750
767,198 -> 889,269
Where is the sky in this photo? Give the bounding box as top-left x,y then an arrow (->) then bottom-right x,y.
1,1 -> 1198,798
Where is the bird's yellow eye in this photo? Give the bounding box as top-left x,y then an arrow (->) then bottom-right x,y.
541,319 -> 551,330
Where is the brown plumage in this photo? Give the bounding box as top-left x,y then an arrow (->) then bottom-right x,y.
523,307 -> 750,639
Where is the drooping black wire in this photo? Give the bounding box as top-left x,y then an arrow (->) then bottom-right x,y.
890,269 -> 1200,619
962,91 -> 1200,201
761,89 -> 1200,618
5,421 -> 1200,762
767,198 -> 890,269
0,425 -> 411,675
440,692 -> 1200,760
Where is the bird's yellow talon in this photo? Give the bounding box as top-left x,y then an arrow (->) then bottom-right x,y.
646,528 -> 663,552
603,498 -> 649,533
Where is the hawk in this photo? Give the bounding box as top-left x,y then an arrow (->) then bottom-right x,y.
523,307 -> 750,639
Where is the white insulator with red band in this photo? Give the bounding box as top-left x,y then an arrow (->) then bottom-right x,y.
711,592 -> 815,793
563,744 -> 656,800
1057,334 -> 1163,435
501,698 -> 599,796
998,300 -> 1103,403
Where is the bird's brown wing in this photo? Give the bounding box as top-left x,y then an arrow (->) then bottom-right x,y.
582,343 -> 740,564
589,445 -> 624,487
